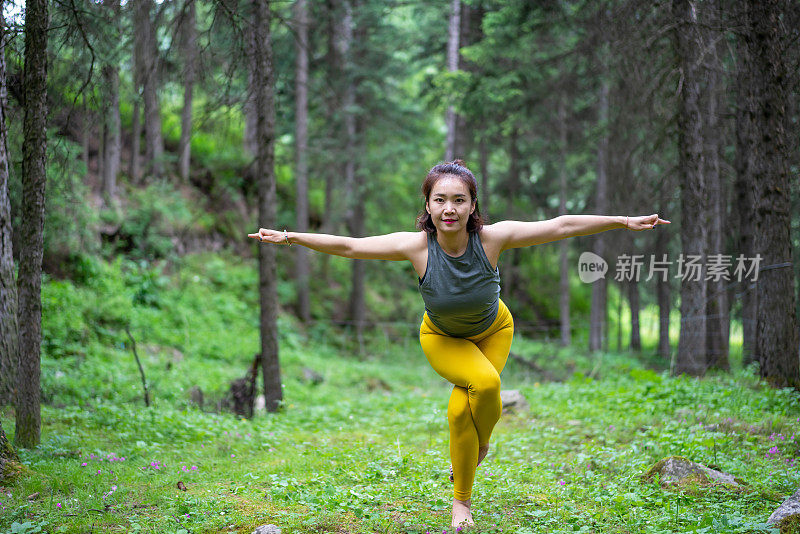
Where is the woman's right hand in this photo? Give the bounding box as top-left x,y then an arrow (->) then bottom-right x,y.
247,228 -> 290,245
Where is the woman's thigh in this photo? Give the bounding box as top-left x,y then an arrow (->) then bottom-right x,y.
474,324 -> 513,375
419,331 -> 499,388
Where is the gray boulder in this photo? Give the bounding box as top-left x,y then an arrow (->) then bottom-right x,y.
301,367 -> 324,385
768,487 -> 800,526
642,456 -> 739,487
500,389 -> 529,414
252,525 -> 281,534
0,423 -> 22,482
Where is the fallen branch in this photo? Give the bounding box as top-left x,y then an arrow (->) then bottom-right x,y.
125,327 -> 150,407
508,352 -> 562,382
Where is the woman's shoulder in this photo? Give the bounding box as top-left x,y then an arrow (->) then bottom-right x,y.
396,230 -> 429,251
477,223 -> 504,243
476,224 -> 504,267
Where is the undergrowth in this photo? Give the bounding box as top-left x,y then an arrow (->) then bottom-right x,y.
1,253 -> 798,534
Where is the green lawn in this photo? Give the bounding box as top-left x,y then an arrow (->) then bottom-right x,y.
3,351 -> 799,533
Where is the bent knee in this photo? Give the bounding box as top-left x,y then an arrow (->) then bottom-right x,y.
447,396 -> 472,424
469,372 -> 501,397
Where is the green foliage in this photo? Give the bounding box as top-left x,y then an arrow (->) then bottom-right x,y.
2,251 -> 797,533
44,137 -> 101,259
1,522 -> 46,534
4,342 -> 799,533
101,180 -> 213,261
6,129 -> 99,274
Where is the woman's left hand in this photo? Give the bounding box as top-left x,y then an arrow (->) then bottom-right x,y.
626,214 -> 671,231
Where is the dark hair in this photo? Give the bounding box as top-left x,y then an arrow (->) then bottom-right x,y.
416,159 -> 486,233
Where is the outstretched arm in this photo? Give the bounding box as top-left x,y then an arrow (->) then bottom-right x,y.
247,228 -> 422,261
486,214 -> 670,252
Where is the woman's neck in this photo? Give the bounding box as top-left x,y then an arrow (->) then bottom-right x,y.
436,230 -> 469,257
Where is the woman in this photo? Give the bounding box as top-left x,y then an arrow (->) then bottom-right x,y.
248,160 -> 669,528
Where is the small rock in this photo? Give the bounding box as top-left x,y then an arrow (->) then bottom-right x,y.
768,487 -> 800,525
366,376 -> 392,392
642,456 -> 739,487
252,525 -> 281,534
301,367 -> 324,385
170,347 -> 185,363
501,390 -> 529,414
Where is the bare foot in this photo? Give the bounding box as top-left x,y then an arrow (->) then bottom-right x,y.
477,444 -> 490,466
452,498 -> 474,528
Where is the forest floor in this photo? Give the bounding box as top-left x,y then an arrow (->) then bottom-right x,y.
1,254 -> 799,534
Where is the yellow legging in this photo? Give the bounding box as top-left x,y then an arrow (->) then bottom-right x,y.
419,299 -> 514,501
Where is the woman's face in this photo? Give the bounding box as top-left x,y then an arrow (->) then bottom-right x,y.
425,175 -> 475,234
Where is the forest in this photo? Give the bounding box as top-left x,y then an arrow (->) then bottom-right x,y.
1,0 -> 799,532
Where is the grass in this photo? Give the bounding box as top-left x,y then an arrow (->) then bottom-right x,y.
1,253 -> 799,534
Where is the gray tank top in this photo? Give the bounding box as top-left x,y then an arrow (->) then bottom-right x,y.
418,231 -> 501,337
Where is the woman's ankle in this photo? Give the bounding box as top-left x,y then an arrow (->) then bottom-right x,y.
452,498 -> 475,527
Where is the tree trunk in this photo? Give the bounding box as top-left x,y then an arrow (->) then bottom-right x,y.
348,109 -> 366,350
249,0 -> 283,412
317,0 -> 341,283
628,280 -> 641,351
129,0 -> 142,183
16,0 -> 48,447
179,0 -> 197,182
703,0 -> 728,371
102,63 -> 120,202
294,0 -> 311,323
734,4 -> 758,369
243,0 -> 257,161
102,0 -> 121,202
338,0 -> 365,351
320,0 -> 339,237
558,98 -> 570,346
501,128 -> 524,305
101,0 -> 121,203
340,0 -> 355,223
616,281 -> 623,351
444,0 -> 460,161
130,100 -> 141,182
746,0 -> 800,388
656,185 -> 671,361
136,0 -> 164,179
98,108 -> 105,184
244,69 -> 257,157
589,79 -> 609,353
349,256 -> 366,355
478,136 -> 489,218
82,95 -> 90,175
673,0 -> 708,376
0,1 -> 20,407
451,2 -> 475,161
